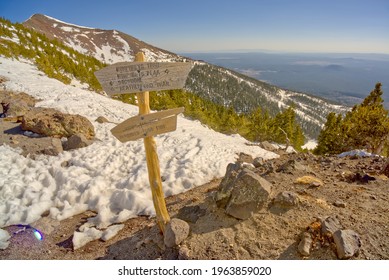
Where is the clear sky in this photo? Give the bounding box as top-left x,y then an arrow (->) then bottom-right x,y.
1,0 -> 388,53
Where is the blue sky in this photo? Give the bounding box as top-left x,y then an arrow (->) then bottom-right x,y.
1,0 -> 388,53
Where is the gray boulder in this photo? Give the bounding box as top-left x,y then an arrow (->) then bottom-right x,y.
273,191 -> 300,209
253,157 -> 265,168
333,229 -> 361,259
225,169 -> 272,220
214,162 -> 242,208
321,216 -> 342,236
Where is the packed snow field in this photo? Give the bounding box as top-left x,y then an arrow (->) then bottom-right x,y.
0,57 -> 278,247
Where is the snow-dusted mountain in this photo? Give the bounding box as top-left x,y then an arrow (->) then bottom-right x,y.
21,14 -> 349,138
23,14 -> 183,64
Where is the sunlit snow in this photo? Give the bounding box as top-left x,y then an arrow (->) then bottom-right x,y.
0,56 -> 278,248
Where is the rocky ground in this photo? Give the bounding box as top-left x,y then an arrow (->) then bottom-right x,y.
1,89 -> 389,260
1,148 -> 388,260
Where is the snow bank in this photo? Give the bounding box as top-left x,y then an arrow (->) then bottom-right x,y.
302,139 -> 318,150
0,56 -> 278,247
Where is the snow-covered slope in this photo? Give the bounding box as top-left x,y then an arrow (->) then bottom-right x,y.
0,57 -> 277,246
23,14 -> 183,64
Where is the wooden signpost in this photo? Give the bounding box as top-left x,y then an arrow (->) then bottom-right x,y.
95,52 -> 192,234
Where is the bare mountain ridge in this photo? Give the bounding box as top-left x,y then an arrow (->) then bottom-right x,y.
23,14 -> 182,64
22,14 -> 349,138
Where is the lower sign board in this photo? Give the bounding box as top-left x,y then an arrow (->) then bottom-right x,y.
111,107 -> 184,142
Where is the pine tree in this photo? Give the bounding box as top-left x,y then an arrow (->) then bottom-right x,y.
271,106 -> 305,150
314,112 -> 344,154
315,83 -> 389,156
342,83 -> 389,154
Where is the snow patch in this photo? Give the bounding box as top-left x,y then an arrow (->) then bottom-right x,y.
338,150 -> 380,158
0,229 -> 11,250
302,140 -> 318,150
42,15 -> 94,30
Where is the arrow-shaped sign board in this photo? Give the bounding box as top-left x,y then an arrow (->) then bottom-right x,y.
95,62 -> 192,95
111,107 -> 184,142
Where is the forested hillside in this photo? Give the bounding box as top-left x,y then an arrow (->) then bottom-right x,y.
186,62 -> 348,138
0,17 -> 105,90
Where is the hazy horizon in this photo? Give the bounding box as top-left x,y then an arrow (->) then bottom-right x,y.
181,51 -> 389,108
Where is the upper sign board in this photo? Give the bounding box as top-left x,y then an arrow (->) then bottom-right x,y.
95,62 -> 193,95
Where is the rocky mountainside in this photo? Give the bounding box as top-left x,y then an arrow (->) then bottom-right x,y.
21,14 -> 349,138
23,14 -> 182,64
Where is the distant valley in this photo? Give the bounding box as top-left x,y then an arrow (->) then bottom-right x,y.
181,52 -> 389,108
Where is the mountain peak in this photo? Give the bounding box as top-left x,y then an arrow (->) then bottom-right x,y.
25,14 -> 95,30
23,14 -> 182,64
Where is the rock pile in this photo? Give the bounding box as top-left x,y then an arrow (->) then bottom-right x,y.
1,90 -> 96,156
21,107 -> 95,140
298,216 -> 362,259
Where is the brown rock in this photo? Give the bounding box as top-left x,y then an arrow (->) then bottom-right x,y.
0,91 -> 37,116
95,116 -> 110,123
21,107 -> 95,139
0,76 -> 9,84
237,152 -> 253,164
43,138 -> 64,156
63,133 -> 93,151
31,217 -> 60,235
381,159 -> 389,177
294,176 -> 323,187
298,232 -> 313,256
260,141 -> 277,151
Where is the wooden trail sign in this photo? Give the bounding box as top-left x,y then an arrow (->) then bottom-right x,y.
94,61 -> 192,95
111,107 -> 184,142
95,52 -> 192,235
